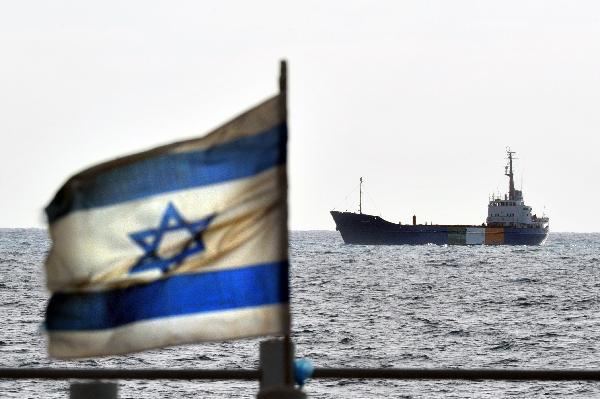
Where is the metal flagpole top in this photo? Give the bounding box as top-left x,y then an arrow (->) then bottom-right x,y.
279,60 -> 287,94
279,59 -> 288,121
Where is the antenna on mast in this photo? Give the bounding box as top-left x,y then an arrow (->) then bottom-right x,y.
505,147 -> 517,201
359,177 -> 363,214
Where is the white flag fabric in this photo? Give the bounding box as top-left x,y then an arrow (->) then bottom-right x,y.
44,94 -> 289,358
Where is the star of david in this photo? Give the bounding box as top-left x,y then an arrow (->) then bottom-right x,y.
129,202 -> 214,274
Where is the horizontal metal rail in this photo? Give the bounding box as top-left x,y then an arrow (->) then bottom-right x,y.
312,368 -> 600,381
0,369 -> 258,380
2,368 -> 600,381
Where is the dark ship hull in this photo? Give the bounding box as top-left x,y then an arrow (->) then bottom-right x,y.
331,211 -> 549,246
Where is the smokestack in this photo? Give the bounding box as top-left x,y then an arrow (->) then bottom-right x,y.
412,215 -> 416,225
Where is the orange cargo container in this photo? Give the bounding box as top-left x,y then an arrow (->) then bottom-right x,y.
485,227 -> 504,245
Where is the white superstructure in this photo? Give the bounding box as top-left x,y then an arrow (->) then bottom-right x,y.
486,149 -> 549,229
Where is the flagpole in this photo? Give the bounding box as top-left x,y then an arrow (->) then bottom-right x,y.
279,59 -> 287,117
279,59 -> 294,387
258,60 -> 303,398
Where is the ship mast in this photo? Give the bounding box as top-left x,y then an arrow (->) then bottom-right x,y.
505,148 -> 516,200
359,177 -> 363,214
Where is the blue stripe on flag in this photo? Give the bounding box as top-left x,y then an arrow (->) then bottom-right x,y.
46,123 -> 287,223
46,261 -> 289,331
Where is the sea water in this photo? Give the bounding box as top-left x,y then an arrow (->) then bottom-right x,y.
1,229 -> 600,398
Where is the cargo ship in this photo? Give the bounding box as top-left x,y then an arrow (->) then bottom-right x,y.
330,149 -> 549,245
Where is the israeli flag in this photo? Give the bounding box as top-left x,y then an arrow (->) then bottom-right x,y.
44,94 -> 289,358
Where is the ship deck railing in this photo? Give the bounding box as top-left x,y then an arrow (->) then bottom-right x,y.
3,366 -> 600,398
2,340 -> 597,398
3,367 -> 600,380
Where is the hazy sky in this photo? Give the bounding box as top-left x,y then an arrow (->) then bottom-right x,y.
1,1 -> 599,232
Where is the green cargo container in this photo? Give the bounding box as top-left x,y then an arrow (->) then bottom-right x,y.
447,226 -> 467,245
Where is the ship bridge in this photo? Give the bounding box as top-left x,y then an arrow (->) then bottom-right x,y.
486,149 -> 548,229
487,197 -> 533,227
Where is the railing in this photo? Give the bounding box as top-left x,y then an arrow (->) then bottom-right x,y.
2,340 -> 600,398
3,367 -> 600,381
